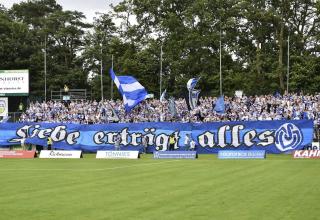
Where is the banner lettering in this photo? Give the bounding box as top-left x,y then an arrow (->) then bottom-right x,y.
0,120 -> 313,154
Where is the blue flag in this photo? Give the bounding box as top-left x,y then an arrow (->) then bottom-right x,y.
274,91 -> 281,98
214,96 -> 225,114
109,69 -> 148,112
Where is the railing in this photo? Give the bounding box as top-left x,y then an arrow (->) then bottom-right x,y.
50,89 -> 90,101
7,112 -> 23,122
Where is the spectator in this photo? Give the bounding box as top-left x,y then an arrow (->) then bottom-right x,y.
18,93 -> 320,127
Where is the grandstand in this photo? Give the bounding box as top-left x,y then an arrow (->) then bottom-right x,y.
19,93 -> 320,124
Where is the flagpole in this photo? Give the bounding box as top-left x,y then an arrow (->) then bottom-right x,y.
44,35 -> 47,102
100,44 -> 104,101
111,54 -> 114,100
160,44 -> 163,98
286,34 -> 290,93
219,23 -> 222,96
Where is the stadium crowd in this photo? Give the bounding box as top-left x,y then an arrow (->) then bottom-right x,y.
19,93 -> 320,125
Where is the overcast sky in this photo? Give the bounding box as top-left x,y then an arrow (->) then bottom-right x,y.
1,0 -> 122,22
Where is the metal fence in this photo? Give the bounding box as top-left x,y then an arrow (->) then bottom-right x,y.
7,112 -> 23,122
51,89 -> 90,101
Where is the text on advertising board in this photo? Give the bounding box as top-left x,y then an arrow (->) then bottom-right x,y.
218,150 -> 266,159
39,150 -> 82,159
293,150 -> 320,158
0,150 -> 35,159
96,151 -> 139,159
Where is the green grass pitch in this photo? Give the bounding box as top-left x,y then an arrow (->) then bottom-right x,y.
0,154 -> 319,220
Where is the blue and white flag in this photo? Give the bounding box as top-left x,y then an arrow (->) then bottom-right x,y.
160,89 -> 167,103
109,68 -> 148,112
187,78 -> 201,110
214,96 -> 225,114
187,78 -> 200,91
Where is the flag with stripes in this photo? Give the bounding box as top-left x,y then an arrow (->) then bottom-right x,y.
109,68 -> 148,112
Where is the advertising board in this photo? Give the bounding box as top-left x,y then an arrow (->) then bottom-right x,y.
0,70 -> 29,96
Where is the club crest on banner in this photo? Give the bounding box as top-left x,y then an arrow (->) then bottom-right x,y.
275,123 -> 303,152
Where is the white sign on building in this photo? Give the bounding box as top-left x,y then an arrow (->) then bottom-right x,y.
0,70 -> 29,96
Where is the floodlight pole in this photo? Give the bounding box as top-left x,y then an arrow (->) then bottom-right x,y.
219,23 -> 222,96
44,36 -> 47,102
100,45 -> 104,101
111,54 -> 114,100
286,34 -> 290,93
160,44 -> 163,98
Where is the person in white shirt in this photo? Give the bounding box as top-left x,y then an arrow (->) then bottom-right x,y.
189,139 -> 196,151
184,133 -> 191,151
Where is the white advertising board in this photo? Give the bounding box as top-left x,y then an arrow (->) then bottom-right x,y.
96,151 -> 140,159
0,70 -> 29,96
39,150 -> 82,159
312,142 -> 320,150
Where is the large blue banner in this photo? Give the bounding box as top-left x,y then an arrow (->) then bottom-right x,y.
0,120 -> 313,154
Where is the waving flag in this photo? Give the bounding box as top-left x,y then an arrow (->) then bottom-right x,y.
168,97 -> 177,117
109,69 -> 147,112
214,96 -> 225,114
160,89 -> 167,103
187,78 -> 200,91
187,77 -> 201,110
